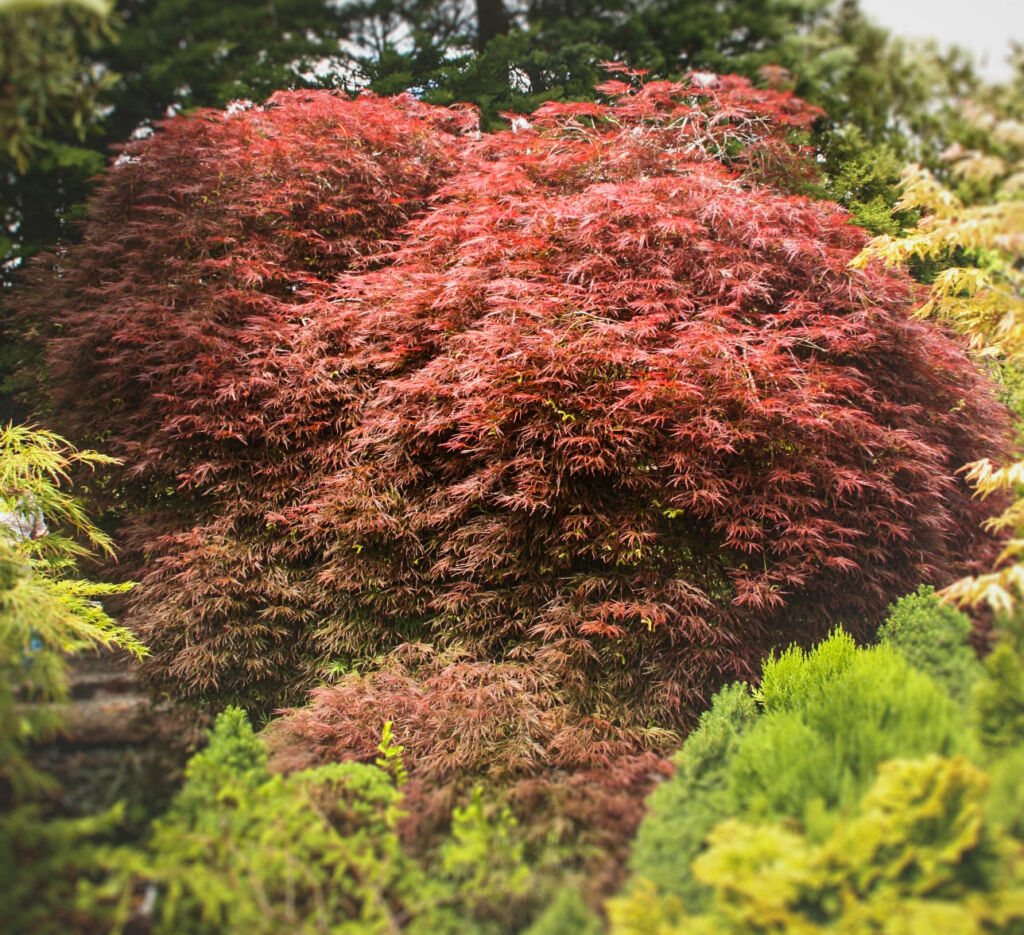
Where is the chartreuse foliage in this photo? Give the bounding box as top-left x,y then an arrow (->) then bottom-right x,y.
731,639 -> 962,820
612,598 -> 1024,934
0,423 -> 141,797
73,708 -> 573,935
855,90 -> 1024,614
623,632 -> 963,913
103,708 -> 423,934
610,755 -> 1024,935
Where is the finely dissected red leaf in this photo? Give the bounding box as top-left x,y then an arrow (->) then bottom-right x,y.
22,75 -> 1009,725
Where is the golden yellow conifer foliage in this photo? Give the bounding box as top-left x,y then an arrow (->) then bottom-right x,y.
855,107 -> 1024,611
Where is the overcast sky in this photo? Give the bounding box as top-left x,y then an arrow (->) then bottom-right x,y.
857,0 -> 1022,81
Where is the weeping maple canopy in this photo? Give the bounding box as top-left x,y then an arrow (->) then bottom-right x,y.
23,74 -> 1008,724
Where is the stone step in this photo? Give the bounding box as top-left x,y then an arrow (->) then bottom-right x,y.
68,668 -> 141,700
45,693 -> 153,747
24,646 -> 202,823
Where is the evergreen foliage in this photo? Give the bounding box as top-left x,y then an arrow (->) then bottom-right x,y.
619,625 -> 990,917
610,755 -> 1024,934
729,640 -> 963,819
0,0 -> 116,296
0,799 -> 125,934
106,711 -> 421,934
986,745 -> 1024,838
70,708 -> 586,934
99,0 -> 352,143
878,584 -> 982,704
24,78 -> 1008,726
624,682 -> 758,909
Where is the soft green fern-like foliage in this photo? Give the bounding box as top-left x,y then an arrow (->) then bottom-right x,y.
609,756 -> 1024,934
0,423 -> 141,798
0,425 -> 144,932
879,585 -> 982,704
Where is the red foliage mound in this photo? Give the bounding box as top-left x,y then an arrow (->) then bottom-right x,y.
268,645 -> 647,781
24,75 -> 1008,722
266,644 -> 672,890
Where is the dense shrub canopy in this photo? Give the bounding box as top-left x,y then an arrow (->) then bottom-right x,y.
24,74 -> 1009,722
614,618 -> 1024,934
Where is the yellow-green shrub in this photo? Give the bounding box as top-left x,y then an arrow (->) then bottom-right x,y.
91,708 -> 571,935
623,630 -> 968,914
614,580 -> 1024,935
609,756 -> 1024,934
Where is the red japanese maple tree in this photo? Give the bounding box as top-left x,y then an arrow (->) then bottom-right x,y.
22,74 -> 1008,731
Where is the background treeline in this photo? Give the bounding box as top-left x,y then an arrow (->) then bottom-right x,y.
1,0 -> 1014,291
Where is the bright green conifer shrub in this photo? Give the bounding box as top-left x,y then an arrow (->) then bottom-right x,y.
878,584 -> 982,704
609,755 -> 1024,934
616,601 -> 1024,934
619,629 -> 978,917
732,636 -> 964,820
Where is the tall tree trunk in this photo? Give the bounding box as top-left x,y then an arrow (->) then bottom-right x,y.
475,0 -> 509,51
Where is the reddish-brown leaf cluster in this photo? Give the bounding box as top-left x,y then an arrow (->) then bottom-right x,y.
268,645 -> 650,781
23,75 -> 1008,726
266,644 -> 672,891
